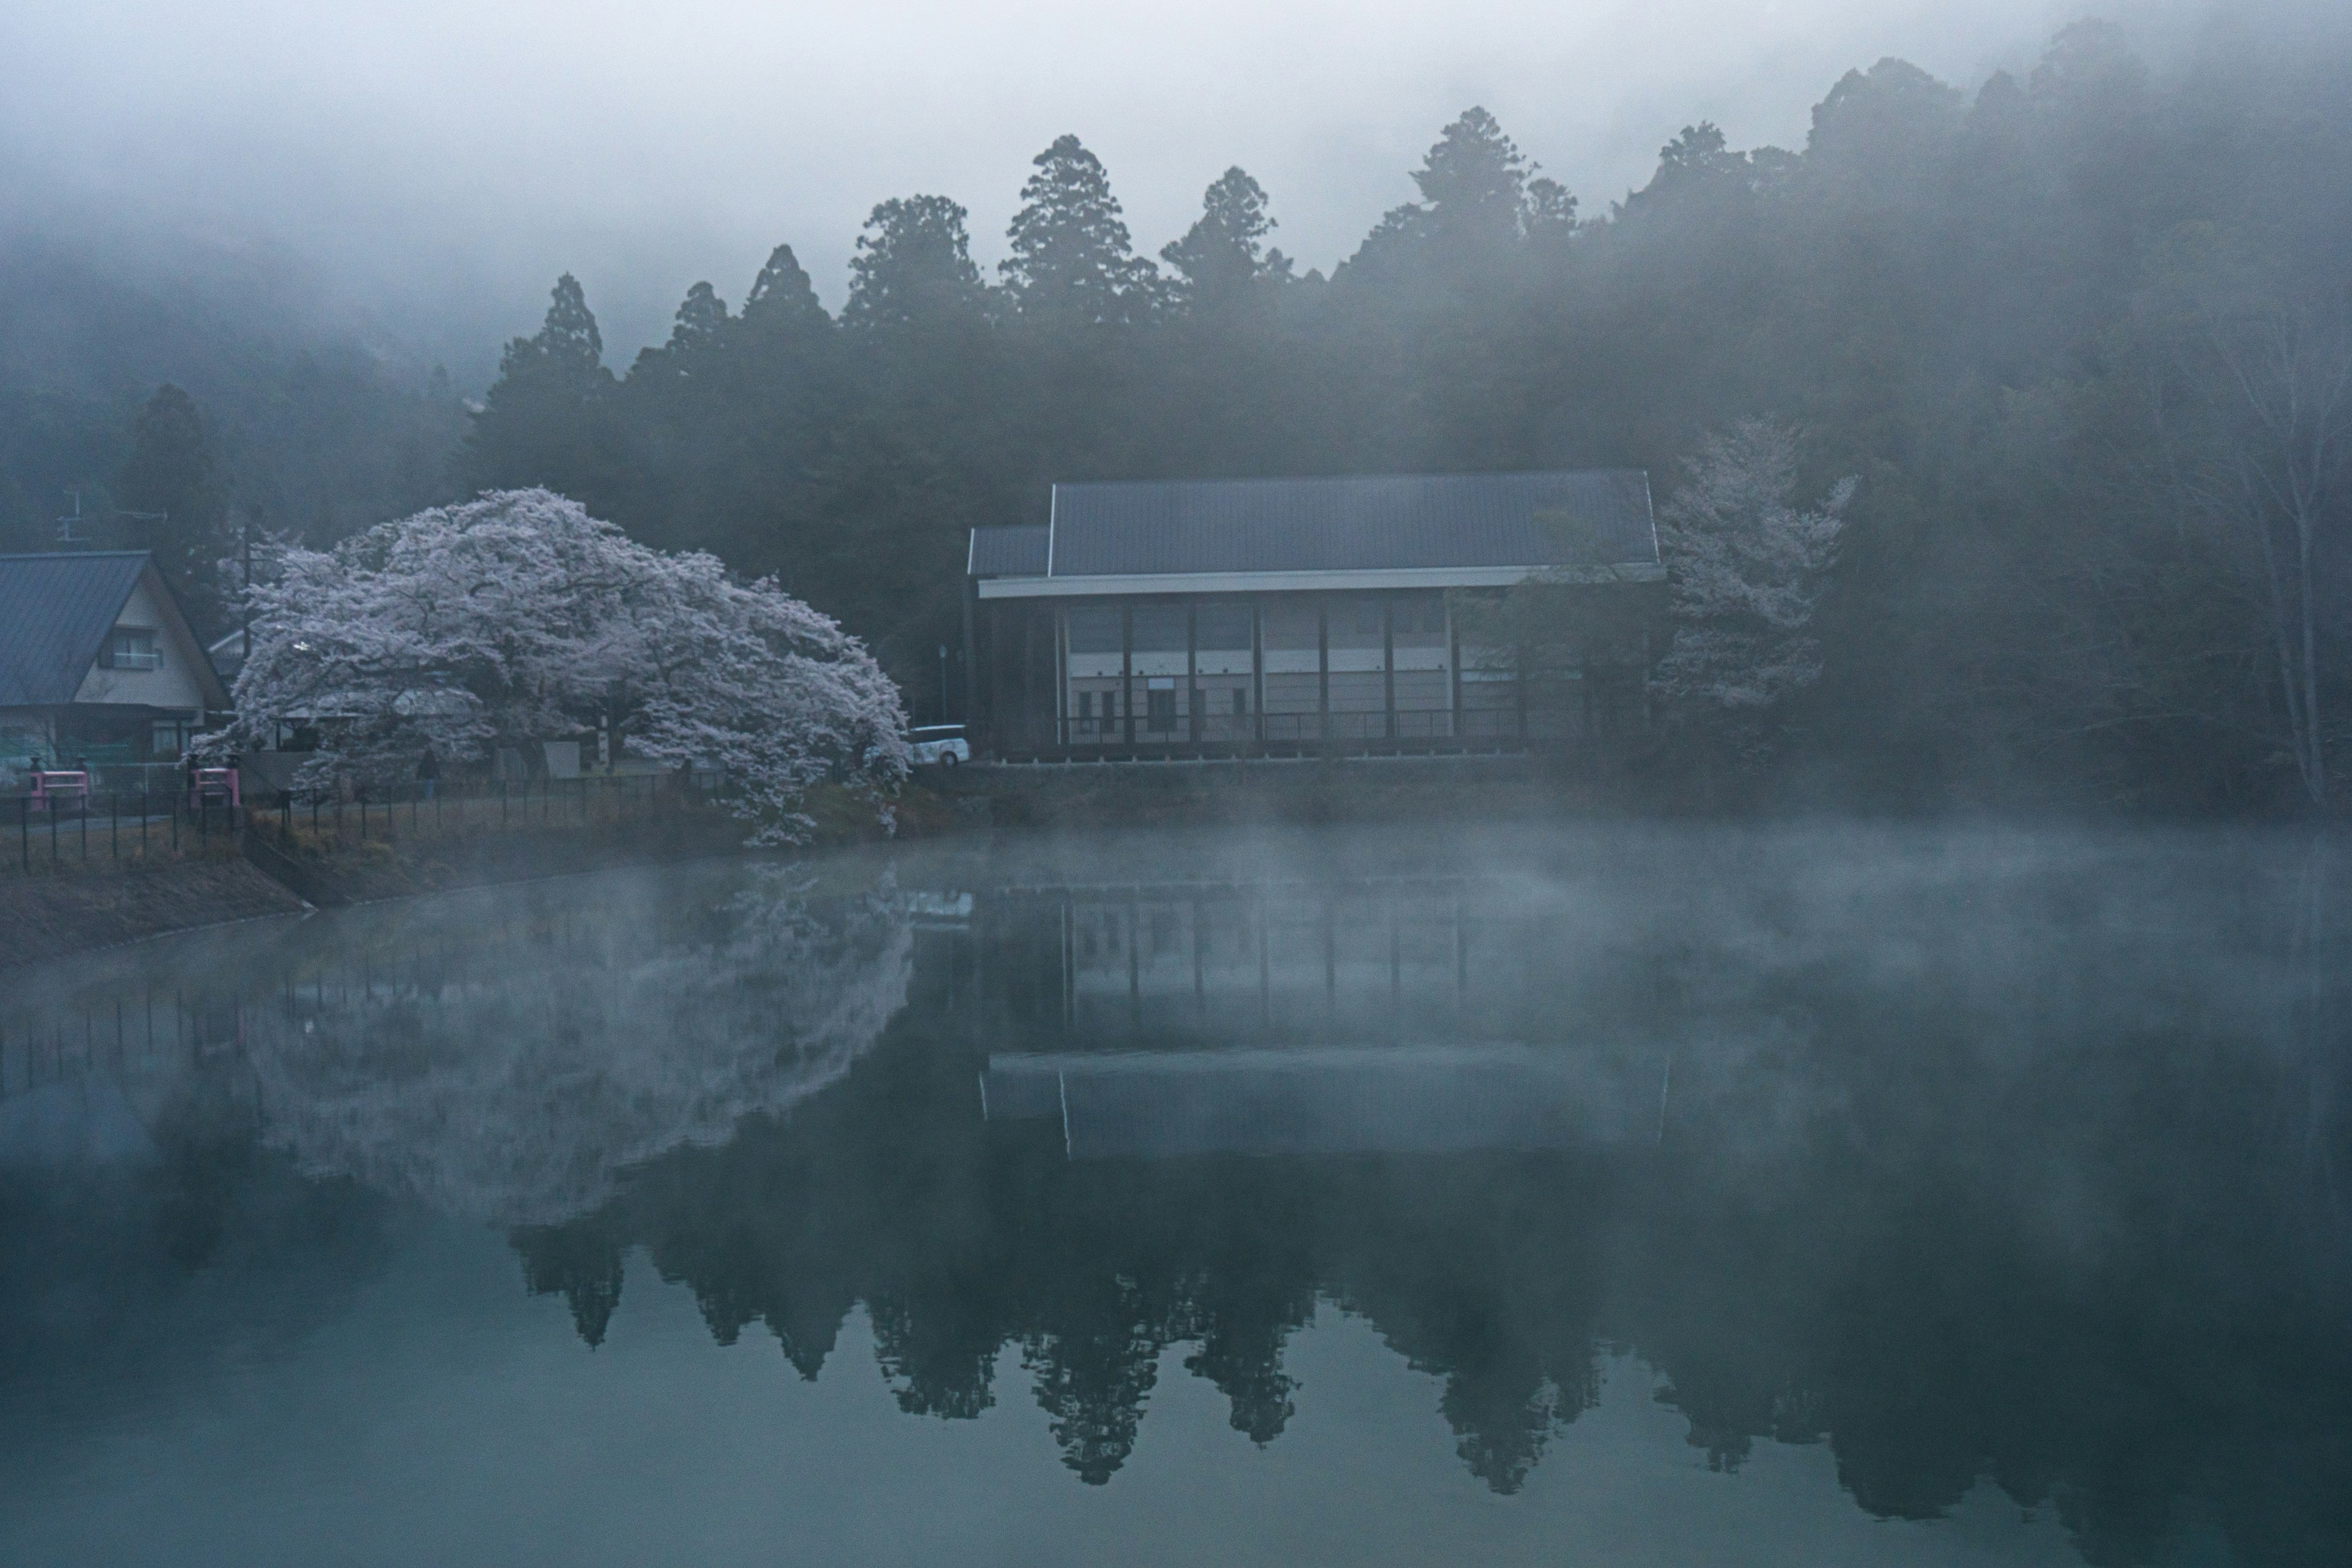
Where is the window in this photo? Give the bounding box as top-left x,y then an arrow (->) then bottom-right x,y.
103,628 -> 161,671
1232,688 -> 1249,716
1077,692 -> 1095,719
1066,607 -> 1122,654
1196,601 -> 1252,652
1132,603 -> 1186,658
1393,596 -> 1446,635
1146,689 -> 1176,731
148,719 -> 192,759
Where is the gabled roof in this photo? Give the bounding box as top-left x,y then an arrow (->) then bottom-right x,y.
969,470 -> 1659,598
0,552 -> 224,709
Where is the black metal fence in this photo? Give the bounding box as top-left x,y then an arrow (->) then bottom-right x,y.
8,772 -> 701,876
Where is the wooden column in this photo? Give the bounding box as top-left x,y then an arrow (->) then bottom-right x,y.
1020,606 -> 1038,752
1186,600 -> 1200,745
960,583 -> 978,736
1316,601 -> 1330,745
1121,602 -> 1136,751
1447,597 -> 1463,744
1382,597 -> 1397,744
1252,601 -> 1266,749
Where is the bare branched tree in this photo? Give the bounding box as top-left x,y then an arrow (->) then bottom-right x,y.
2143,233 -> 2352,805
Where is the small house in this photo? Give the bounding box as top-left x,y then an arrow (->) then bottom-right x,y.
0,552 -> 228,773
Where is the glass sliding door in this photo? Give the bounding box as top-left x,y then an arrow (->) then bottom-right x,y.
1193,600 -> 1254,744
1260,597 -> 1322,745
1063,604 -> 1123,746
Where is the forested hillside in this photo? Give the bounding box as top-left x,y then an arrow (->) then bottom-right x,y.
0,231 -> 466,636
461,22 -> 2352,809
11,19 -> 2346,808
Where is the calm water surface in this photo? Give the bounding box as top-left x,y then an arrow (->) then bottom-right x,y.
2,823 -> 2346,1567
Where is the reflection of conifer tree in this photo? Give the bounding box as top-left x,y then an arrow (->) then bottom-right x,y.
1022,1275 -> 1170,1485
1182,1313 -> 1300,1446
513,1223 -> 625,1347
1436,1347 -> 1565,1494
1173,1256 -> 1319,1446
869,1290 -> 1003,1419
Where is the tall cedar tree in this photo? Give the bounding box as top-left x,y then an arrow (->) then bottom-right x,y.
115,383 -> 232,635
1161,168 -> 1287,313
1002,135 -> 1156,325
845,198 -> 987,330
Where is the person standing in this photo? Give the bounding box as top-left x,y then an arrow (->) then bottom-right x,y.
418,744 -> 440,802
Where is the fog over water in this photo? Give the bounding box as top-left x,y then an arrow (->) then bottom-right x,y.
0,0 -> 2300,363
2,823 -> 2345,1565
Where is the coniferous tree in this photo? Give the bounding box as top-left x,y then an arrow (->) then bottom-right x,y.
1161,167 -> 1286,314
665,282 -> 729,358
464,274 -> 622,504
1001,135 -> 1156,325
844,197 -> 987,330
741,244 -> 830,337
115,383 -> 232,632
1343,107 -> 1546,285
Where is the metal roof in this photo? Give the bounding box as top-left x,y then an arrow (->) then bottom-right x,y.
1012,469 -> 1657,579
967,525 -> 1050,578
0,552 -> 154,707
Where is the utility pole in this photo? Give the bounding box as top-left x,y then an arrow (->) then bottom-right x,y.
939,644 -> 950,724
242,507 -> 255,662
54,491 -> 88,546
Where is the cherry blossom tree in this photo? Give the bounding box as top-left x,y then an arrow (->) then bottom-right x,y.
217,488 -> 908,839
1652,420 -> 1855,736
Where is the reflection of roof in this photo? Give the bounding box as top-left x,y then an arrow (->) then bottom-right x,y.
0,552 -> 156,706
981,1044 -> 1663,1158
969,470 -> 1659,597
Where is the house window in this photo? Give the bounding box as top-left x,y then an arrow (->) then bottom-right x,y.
149,719 -> 193,760
1078,692 -> 1094,719
1146,689 -> 1176,732
104,628 -> 162,671
1232,688 -> 1249,716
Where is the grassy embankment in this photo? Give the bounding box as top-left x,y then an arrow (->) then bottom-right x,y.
2,782 -> 968,966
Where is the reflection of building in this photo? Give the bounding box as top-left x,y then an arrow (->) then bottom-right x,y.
982,881 -> 1599,1046
982,1045 -> 1661,1158
972,880 -> 1668,1158
965,471 -> 1662,759
0,552 -> 228,770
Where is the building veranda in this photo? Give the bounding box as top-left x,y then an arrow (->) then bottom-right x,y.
965,470 -> 1664,761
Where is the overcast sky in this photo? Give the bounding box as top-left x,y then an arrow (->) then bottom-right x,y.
0,1 -> 2274,369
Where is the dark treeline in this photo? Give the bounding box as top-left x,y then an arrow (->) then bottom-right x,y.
8,20 -> 2348,804
463,20 -> 2352,809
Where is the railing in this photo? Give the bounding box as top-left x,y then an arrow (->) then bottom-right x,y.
6,772 -> 700,876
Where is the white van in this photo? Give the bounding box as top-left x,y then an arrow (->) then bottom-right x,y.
908,724 -> 970,767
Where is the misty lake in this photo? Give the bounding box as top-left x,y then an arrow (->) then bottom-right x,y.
2,821 -> 2346,1567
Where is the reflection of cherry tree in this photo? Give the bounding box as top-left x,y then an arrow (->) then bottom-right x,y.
243,871 -> 911,1226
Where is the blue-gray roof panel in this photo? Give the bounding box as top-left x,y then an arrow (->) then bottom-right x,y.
0,552 -> 151,707
1031,470 -> 1656,578
967,526 -> 1050,577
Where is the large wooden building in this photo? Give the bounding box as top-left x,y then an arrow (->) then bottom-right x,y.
964,470 -> 1663,759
